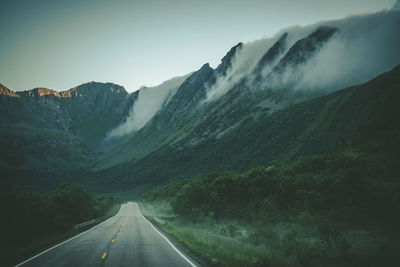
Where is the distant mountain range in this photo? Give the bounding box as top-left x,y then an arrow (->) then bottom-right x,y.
1,9 -> 399,197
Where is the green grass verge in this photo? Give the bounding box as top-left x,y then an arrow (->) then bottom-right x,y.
138,202 -> 278,267
139,201 -> 400,267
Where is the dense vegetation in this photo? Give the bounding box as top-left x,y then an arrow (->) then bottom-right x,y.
142,133 -> 400,266
0,183 -> 120,266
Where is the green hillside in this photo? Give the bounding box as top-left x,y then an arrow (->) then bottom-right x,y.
88,65 -> 400,197
141,130 -> 400,266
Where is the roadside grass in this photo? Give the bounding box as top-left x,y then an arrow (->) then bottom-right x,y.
157,222 -> 272,266
139,202 -> 276,267
138,135 -> 400,267
10,203 -> 121,267
139,200 -> 399,267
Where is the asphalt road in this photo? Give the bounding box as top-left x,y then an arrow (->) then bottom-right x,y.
16,202 -> 197,267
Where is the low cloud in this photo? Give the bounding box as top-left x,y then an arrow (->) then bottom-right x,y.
108,74 -> 189,138
108,10 -> 400,137
294,10 -> 400,91
206,10 -> 400,100
205,35 -> 282,102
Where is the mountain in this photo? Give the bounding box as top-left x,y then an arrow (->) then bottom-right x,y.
2,82 -> 132,140
272,26 -> 337,73
216,42 -> 244,76
88,64 -> 400,196
98,43 -> 244,168
16,87 -> 62,97
109,74 -> 189,138
1,10 -> 399,197
97,25 -> 341,171
0,82 -> 134,191
253,32 -> 288,77
0,84 -> 19,97
98,11 -> 399,176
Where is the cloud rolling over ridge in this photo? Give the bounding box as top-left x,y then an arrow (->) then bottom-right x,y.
205,10 -> 400,102
108,74 -> 189,138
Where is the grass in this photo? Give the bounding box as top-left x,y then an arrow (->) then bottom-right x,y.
158,224 -> 271,266
139,202 -> 276,266
139,201 -> 400,267
138,134 -> 400,267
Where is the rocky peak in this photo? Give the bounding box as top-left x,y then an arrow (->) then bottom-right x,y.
216,42 -> 244,76
59,82 -> 129,113
9,81 -> 128,100
155,63 -> 215,127
0,83 -> 19,97
61,81 -> 128,98
274,26 -> 338,71
16,87 -> 61,98
180,63 -> 215,89
254,32 -> 288,74
199,63 -> 212,72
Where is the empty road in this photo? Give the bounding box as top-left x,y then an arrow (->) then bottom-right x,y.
16,202 -> 196,267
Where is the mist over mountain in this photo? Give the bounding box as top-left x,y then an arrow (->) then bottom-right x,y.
206,10 -> 400,103
107,9 -> 400,138
108,74 -> 190,138
1,9 -> 399,197
2,2 -> 400,266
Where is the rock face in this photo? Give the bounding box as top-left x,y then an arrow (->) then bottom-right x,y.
216,42 -> 244,76
61,82 -> 129,113
162,63 -> 215,123
0,81 -> 135,180
0,84 -> 19,97
15,82 -> 129,112
254,32 -> 288,74
16,88 -> 61,97
157,42 -> 245,127
274,26 -> 338,72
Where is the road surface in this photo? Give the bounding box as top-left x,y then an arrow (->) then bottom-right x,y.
16,202 -> 197,267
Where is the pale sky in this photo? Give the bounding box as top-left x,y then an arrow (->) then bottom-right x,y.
0,0 -> 396,92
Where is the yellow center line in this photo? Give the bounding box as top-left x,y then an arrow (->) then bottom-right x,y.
112,239 -> 115,243
101,252 -> 107,259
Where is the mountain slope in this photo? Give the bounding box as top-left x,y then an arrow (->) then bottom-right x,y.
0,82 -> 134,190
98,25 -> 339,170
87,11 -> 400,197
103,11 -> 400,173
87,64 -> 400,196
273,26 -> 337,73
1,10 -> 399,197
0,84 -> 20,97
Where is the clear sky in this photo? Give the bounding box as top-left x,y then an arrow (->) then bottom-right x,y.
0,0 -> 395,92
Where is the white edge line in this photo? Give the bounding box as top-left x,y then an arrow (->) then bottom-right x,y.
135,202 -> 197,267
14,205 -> 124,267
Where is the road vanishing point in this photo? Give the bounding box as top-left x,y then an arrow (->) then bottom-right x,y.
16,202 -> 197,267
